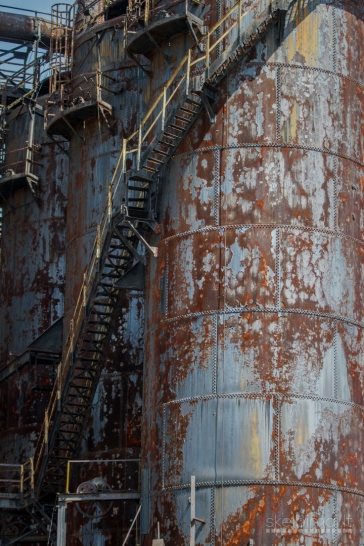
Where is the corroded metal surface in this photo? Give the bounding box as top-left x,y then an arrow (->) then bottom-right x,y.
0,96 -> 68,477
0,12 -> 52,47
0,96 -> 68,366
142,0 -> 364,544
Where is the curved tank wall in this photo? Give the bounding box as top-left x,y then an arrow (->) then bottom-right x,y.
0,96 -> 68,364
143,0 -> 364,544
0,93 -> 68,464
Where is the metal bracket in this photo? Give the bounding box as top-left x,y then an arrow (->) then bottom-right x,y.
190,476 -> 206,546
61,115 -> 86,144
128,218 -> 161,233
115,261 -> 145,290
199,90 -> 216,124
46,133 -> 69,156
0,190 -> 15,209
186,12 -> 208,48
114,225 -> 147,266
127,52 -> 151,77
145,29 -> 169,60
123,219 -> 158,258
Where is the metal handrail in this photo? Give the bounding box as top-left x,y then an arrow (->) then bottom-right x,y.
0,459 -> 34,501
121,0 -> 262,171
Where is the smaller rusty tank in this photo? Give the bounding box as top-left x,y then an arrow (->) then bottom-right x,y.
0,89 -> 68,466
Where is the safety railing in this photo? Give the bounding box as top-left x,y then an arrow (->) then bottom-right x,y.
0,459 -> 35,503
0,145 -> 28,177
65,458 -> 140,493
49,4 -> 75,94
32,0 -> 280,496
45,69 -> 116,125
122,0 -> 267,170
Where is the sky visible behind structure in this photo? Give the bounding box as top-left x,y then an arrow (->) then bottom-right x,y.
3,0 -> 55,16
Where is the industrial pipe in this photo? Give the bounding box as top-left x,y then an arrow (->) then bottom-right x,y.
0,12 -> 52,47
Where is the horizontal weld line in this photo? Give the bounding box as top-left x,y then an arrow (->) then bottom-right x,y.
165,307 -> 364,329
163,223 -> 364,246
172,142 -> 364,169
254,60 -> 364,90
151,480 -> 364,498
148,391 -> 364,412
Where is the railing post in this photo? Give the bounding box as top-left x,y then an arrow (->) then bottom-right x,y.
20,464 -> 24,502
162,86 -> 167,131
65,461 -> 71,493
206,33 -> 210,73
70,318 -> 74,354
45,410 -> 49,455
144,0 -> 150,26
108,187 -> 112,222
137,125 -> 142,170
96,224 -> 101,259
30,457 -> 35,499
83,273 -> 87,308
96,70 -> 102,103
57,383 -> 61,411
186,49 -> 191,95
122,138 -> 127,174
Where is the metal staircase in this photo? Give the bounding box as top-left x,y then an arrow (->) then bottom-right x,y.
34,206 -> 156,497
33,0 -> 289,504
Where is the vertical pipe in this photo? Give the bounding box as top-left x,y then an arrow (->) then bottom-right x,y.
56,501 -> 67,546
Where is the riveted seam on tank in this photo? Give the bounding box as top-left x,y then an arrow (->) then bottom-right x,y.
164,223 -> 364,246
273,394 -> 280,482
334,320 -> 338,400
275,228 -> 281,309
213,150 -> 220,227
165,307 -> 364,331
172,143 -> 364,169
333,488 -> 338,546
164,240 -> 169,316
334,155 -> 338,230
249,60 -> 364,91
212,314 -> 217,395
155,480 -> 364,498
162,404 -> 166,490
158,391 -> 364,411
276,65 -> 281,142
332,5 -> 337,74
210,486 -> 215,546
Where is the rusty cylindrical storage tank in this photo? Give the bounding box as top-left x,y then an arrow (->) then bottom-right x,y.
0,91 -> 68,463
142,0 -> 364,544
58,2 -> 144,543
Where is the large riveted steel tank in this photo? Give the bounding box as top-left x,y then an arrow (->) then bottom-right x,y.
143,0 -> 364,544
